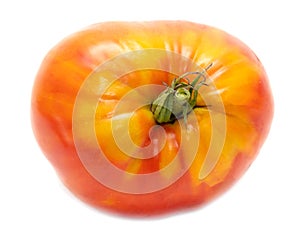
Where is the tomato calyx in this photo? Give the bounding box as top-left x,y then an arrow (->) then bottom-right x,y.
151,63 -> 213,124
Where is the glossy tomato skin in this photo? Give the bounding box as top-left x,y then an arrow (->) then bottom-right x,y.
31,21 -> 273,216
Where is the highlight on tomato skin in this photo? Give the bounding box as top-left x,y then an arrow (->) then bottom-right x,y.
31,20 -> 274,216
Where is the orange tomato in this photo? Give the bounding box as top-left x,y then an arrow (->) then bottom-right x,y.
31,21 -> 273,216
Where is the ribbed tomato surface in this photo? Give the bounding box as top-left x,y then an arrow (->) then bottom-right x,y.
31,21 -> 273,216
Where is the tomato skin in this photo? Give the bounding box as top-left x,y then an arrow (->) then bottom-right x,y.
31,21 -> 273,216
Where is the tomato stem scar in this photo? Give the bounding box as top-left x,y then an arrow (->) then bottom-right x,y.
151,63 -> 213,124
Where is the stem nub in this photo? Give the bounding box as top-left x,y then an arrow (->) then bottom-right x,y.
151,64 -> 212,124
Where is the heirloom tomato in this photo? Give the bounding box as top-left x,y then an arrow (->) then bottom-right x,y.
31,21 -> 273,216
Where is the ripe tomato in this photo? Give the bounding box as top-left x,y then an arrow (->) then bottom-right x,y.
31,21 -> 273,216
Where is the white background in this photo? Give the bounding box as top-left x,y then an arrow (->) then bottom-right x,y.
1,0 -> 299,241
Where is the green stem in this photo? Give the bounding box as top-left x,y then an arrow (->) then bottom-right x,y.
151,64 -> 212,124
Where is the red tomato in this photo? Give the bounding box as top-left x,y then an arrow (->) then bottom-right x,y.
31,21 -> 273,216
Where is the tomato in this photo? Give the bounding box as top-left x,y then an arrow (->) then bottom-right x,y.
31,21 -> 273,216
